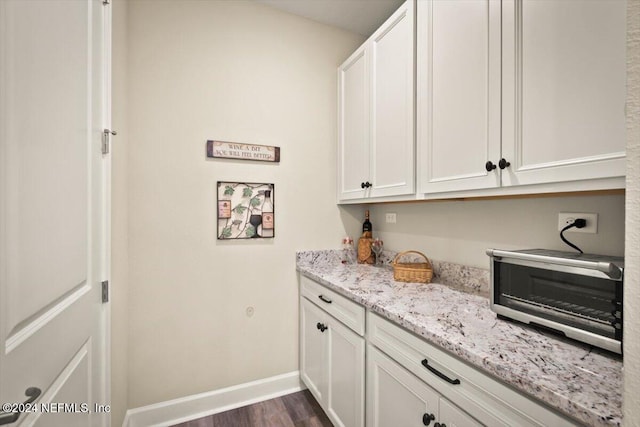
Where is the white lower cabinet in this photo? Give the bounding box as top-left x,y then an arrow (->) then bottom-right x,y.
367,344 -> 480,427
300,277 -> 578,427
300,296 -> 365,427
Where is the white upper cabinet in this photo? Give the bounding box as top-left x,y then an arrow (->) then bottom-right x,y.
501,0 -> 627,187
417,0 -> 626,197
338,0 -> 415,202
417,0 -> 501,194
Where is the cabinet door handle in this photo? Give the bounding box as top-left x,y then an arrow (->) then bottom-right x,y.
317,323 -> 328,332
318,295 -> 332,304
361,181 -> 372,188
498,158 -> 511,169
0,387 -> 41,425
421,359 -> 461,385
422,413 -> 436,425
485,161 -> 497,172
361,182 -> 366,188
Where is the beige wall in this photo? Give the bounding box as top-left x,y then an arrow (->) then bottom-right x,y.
111,0 -> 129,425
125,0 -> 363,408
624,0 -> 640,424
366,194 -> 625,269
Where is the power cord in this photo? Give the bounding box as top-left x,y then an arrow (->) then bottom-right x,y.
560,218 -> 586,254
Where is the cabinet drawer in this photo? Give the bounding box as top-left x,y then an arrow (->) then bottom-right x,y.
367,312 -> 577,427
300,275 -> 365,336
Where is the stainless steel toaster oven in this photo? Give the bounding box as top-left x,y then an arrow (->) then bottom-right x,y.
486,249 -> 624,354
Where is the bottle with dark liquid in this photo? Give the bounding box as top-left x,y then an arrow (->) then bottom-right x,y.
357,210 -> 375,264
261,190 -> 274,238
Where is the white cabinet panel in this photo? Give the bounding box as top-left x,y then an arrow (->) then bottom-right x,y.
370,1 -> 415,198
367,345 -> 440,427
327,316 -> 365,427
418,0 -> 501,193
338,46 -> 369,200
300,298 -> 327,403
501,0 -> 626,186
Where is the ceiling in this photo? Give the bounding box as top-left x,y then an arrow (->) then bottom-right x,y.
255,0 -> 405,37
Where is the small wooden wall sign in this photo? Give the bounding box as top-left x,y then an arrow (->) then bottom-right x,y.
207,140 -> 280,163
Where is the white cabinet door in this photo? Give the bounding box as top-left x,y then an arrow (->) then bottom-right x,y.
367,345 -> 440,427
338,45 -> 370,201
300,295 -> 365,427
326,315 -> 365,427
0,1 -> 110,426
300,298 -> 327,404
501,0 -> 626,186
417,0 -> 501,194
337,0 -> 415,202
440,398 -> 483,427
370,0 -> 415,198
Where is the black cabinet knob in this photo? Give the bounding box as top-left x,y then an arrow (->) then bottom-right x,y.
485,161 -> 496,172
316,323 -> 328,332
499,158 -> 511,169
316,322 -> 322,330
361,182 -> 366,189
422,413 -> 436,425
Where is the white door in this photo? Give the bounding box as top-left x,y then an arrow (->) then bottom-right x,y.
338,45 -> 370,201
370,0 -> 415,198
0,0 -> 110,426
501,0 -> 626,186
326,316 -> 364,427
367,345 -> 440,427
299,298 -> 327,405
417,0 -> 501,194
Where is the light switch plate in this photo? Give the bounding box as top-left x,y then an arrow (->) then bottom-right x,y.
385,213 -> 397,224
557,212 -> 598,233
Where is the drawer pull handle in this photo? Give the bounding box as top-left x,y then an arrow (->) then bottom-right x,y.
422,413 -> 435,425
318,295 -> 332,304
421,359 -> 460,385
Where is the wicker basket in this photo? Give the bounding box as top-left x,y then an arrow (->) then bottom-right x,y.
392,251 -> 433,283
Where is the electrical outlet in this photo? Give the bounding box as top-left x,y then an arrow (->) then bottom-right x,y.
385,213 -> 397,224
557,213 -> 598,233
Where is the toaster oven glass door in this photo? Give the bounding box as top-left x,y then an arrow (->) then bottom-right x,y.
494,262 -> 621,340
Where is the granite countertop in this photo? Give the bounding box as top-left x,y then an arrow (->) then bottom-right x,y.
296,250 -> 622,427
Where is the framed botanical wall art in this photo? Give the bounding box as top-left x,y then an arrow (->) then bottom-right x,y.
217,181 -> 275,240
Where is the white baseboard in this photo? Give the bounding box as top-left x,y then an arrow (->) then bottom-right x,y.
122,371 -> 304,427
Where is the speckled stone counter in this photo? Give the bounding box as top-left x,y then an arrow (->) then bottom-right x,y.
296,250 -> 622,427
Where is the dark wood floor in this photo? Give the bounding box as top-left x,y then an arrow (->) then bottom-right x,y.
171,390 -> 333,427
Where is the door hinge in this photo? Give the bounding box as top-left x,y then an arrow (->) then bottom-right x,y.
102,280 -> 109,303
102,129 -> 117,154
